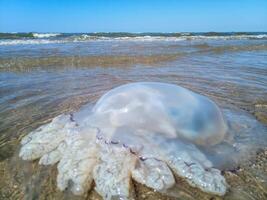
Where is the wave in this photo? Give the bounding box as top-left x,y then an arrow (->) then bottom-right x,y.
65,32 -> 267,41
0,32 -> 266,46
1,43 -> 266,70
63,32 -> 267,38
0,32 -> 61,39
0,39 -> 65,45
198,44 -> 267,54
32,33 -> 61,38
69,35 -> 187,42
0,54 -> 183,70
0,32 -> 35,39
187,34 -> 267,40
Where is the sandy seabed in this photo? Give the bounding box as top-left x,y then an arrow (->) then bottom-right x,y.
0,148 -> 266,200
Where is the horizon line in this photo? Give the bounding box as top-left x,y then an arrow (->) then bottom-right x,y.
1,31 -> 267,34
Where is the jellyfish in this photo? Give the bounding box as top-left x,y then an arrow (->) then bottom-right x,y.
20,82 -> 262,199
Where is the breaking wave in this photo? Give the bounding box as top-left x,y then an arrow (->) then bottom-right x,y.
0,32 -> 266,46
0,39 -> 64,45
32,33 -> 61,38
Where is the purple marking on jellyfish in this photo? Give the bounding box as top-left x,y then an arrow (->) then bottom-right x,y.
184,161 -> 196,167
129,148 -> 137,155
111,140 -> 119,144
96,135 -> 103,140
104,140 -> 109,144
70,113 -> 75,122
139,156 -> 147,161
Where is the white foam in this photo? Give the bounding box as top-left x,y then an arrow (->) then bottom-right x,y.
1,34 -> 266,46
188,35 -> 267,40
0,39 -> 65,46
33,33 -> 61,38
114,36 -> 186,41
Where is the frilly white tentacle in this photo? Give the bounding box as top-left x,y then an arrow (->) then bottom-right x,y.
19,114 -> 227,199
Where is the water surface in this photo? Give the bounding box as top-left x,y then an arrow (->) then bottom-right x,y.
0,32 -> 267,199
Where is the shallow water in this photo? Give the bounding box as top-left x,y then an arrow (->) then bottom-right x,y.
0,33 -> 267,199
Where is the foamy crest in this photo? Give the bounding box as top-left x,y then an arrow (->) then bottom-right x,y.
0,33 -> 266,46
33,33 -> 61,38
0,39 -> 65,46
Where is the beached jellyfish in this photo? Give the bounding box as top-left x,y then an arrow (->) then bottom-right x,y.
19,82 -> 229,199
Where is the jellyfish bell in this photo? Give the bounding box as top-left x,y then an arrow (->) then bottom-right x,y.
91,82 -> 228,146
166,87 -> 228,146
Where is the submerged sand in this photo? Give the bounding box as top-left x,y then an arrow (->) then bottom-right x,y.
0,147 -> 266,200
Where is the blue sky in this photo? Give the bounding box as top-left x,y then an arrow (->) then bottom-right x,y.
0,0 -> 266,32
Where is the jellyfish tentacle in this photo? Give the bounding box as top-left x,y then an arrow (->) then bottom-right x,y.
140,135 -> 227,195
39,141 -> 67,165
125,132 -> 176,191
170,158 -> 227,196
160,140 -> 227,196
19,114 -> 75,160
56,133 -> 99,195
132,157 -> 175,191
93,144 -> 136,200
